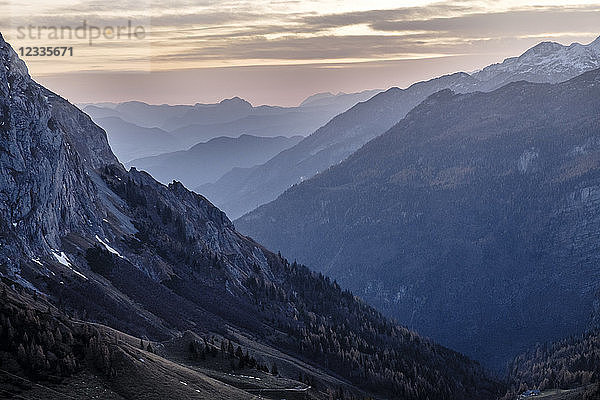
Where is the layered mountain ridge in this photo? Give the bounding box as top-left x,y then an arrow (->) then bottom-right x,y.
84,90 -> 382,162
128,134 -> 303,188
200,36 -> 600,219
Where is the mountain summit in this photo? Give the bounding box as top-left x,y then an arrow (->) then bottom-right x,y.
217,96 -> 253,108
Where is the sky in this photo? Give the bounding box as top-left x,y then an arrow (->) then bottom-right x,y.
2,0 -> 600,106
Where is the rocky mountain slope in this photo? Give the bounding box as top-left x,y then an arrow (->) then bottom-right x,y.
201,36 -> 600,219
129,134 -> 302,188
236,69 -> 600,371
0,34 -> 500,399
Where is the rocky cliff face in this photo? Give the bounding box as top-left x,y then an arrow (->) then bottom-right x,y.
0,32 -> 269,291
0,35 -> 116,269
236,69 -> 600,370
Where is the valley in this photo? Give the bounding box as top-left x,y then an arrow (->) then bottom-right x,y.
1,12 -> 600,400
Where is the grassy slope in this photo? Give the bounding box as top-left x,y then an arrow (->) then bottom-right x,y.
0,280 -> 334,400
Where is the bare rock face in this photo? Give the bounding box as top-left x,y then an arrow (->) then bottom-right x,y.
0,32 -> 274,292
0,34 -> 111,264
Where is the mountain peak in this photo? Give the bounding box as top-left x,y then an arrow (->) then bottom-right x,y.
0,32 -> 29,79
519,40 -> 564,58
219,96 -> 252,108
472,35 -> 600,85
589,35 -> 600,48
300,92 -> 336,106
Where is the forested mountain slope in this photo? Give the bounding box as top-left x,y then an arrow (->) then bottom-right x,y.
237,69 -> 600,371
505,329 -> 600,400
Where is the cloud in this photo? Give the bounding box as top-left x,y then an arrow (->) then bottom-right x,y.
369,6 -> 600,37
141,2 -> 600,66
5,0 -> 600,104
298,3 -> 478,30
140,2 -> 600,66
151,34 -> 452,63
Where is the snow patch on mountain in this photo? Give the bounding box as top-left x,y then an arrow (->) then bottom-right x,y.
52,251 -> 72,267
95,235 -> 124,258
52,251 -> 88,280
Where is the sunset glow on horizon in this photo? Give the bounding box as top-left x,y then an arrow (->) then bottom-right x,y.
3,0 -> 600,105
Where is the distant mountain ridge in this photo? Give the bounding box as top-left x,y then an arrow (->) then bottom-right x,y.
300,89 -> 382,107
83,91 -> 381,162
128,134 -> 303,188
161,96 -> 253,131
200,36 -> 600,219
94,116 -> 183,162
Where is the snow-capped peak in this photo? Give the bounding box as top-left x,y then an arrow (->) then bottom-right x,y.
520,41 -> 564,58
472,35 -> 600,85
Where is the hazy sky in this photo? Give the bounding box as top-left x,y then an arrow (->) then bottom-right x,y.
3,0 -> 600,105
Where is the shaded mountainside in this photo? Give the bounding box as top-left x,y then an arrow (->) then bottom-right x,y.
236,69 -> 600,371
199,73 -> 479,219
0,34 -> 500,399
129,134 -> 303,188
201,36 -> 600,219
